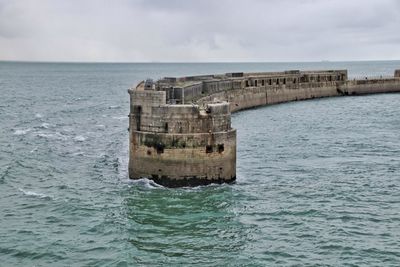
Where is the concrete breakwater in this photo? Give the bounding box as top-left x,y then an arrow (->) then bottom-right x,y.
128,69 -> 400,187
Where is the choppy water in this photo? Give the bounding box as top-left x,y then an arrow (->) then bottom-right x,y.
1,61 -> 400,266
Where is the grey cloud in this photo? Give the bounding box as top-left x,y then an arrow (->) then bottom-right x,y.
0,0 -> 399,61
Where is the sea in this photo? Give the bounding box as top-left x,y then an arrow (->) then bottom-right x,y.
1,61 -> 399,266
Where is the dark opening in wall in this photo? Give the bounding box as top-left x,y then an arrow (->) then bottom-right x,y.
206,145 -> 213,153
255,80 -> 258,87
277,79 -> 280,85
217,144 -> 224,153
134,105 -> 142,131
269,79 -> 272,85
293,78 -> 297,84
156,143 -> 165,154
245,80 -> 249,87
261,80 -> 265,86
164,122 -> 168,133
283,78 -> 286,85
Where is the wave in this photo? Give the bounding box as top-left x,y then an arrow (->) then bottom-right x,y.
124,176 -> 224,191
128,178 -> 165,189
33,123 -> 51,130
37,132 -> 68,141
14,128 -> 32,135
39,123 -> 50,129
112,116 -> 128,120
18,188 -> 52,199
74,135 -> 86,142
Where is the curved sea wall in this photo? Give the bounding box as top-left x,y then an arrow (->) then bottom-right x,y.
128,69 -> 400,187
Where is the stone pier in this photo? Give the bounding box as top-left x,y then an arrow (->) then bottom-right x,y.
128,69 -> 400,187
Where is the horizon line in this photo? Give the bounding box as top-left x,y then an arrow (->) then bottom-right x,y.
1,59 -> 400,64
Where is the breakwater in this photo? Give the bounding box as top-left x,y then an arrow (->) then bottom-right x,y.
128,69 -> 400,187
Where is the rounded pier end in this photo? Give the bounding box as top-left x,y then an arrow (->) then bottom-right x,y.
128,87 -> 236,187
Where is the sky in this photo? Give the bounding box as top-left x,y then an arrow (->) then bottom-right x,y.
0,0 -> 400,62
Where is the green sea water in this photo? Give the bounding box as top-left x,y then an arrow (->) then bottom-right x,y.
1,61 -> 400,266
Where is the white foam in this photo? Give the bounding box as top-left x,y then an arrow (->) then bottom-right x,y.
35,113 -> 43,118
74,135 -> 86,142
14,128 -> 31,135
37,132 -> 68,141
40,123 -> 50,129
18,188 -> 51,199
112,116 -> 128,120
37,133 -> 53,138
129,178 -> 165,189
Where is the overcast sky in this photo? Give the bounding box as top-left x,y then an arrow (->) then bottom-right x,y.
1,0 -> 399,62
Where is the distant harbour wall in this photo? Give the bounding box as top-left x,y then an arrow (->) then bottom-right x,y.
128,69 -> 400,187
195,76 -> 400,113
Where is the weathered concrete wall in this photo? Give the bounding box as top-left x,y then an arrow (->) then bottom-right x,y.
129,130 -> 236,187
180,83 -> 202,103
128,96 -> 236,187
130,101 -> 232,134
197,81 -> 342,113
197,78 -> 400,113
176,70 -> 348,104
342,79 -> 400,95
